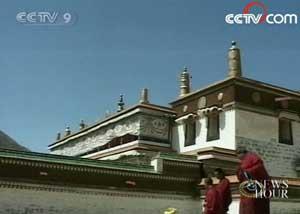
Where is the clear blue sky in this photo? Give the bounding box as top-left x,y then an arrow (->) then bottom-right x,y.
1,0 -> 300,152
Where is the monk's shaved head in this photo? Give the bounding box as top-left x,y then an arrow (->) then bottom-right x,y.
214,168 -> 225,179
204,177 -> 213,186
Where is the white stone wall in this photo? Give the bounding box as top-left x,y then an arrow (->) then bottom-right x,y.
236,109 -> 300,178
172,109 -> 236,154
0,183 -> 202,214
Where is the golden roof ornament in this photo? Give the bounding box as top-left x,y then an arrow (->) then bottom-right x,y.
65,126 -> 71,136
179,66 -> 191,97
117,94 -> 125,112
139,88 -> 149,104
79,120 -> 86,130
228,41 -> 242,78
56,132 -> 61,141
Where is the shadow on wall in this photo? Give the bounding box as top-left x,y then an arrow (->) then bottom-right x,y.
295,158 -> 300,177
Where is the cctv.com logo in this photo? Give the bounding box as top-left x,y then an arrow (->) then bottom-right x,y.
225,1 -> 298,25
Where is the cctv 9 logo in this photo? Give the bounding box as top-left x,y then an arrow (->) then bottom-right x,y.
16,11 -> 76,26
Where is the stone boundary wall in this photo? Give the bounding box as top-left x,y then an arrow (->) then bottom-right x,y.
0,181 -> 201,214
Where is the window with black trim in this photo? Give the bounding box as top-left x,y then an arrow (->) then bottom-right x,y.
279,118 -> 293,145
207,113 -> 220,141
184,120 -> 196,146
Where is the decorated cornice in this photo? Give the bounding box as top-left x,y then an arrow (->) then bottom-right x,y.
163,159 -> 201,168
170,76 -> 300,106
0,179 -> 195,200
49,111 -> 174,158
236,77 -> 300,100
154,152 -> 198,162
170,77 -> 235,106
0,150 -> 198,182
175,113 -> 198,124
0,149 -> 154,173
50,104 -> 176,148
197,106 -> 223,118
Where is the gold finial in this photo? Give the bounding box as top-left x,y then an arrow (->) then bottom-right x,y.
79,120 -> 86,130
228,41 -> 242,77
65,126 -> 71,136
117,94 -> 125,112
179,66 -> 191,97
139,88 -> 149,104
56,132 -> 61,141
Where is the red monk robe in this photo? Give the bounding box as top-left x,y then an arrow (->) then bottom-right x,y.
216,178 -> 232,213
237,152 -> 270,214
204,186 -> 222,214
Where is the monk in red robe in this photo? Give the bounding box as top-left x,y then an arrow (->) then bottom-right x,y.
236,147 -> 270,214
204,177 -> 222,214
214,168 -> 232,214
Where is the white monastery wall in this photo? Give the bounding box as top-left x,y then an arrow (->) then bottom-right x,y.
173,109 -> 236,154
0,182 -> 201,214
173,108 -> 300,177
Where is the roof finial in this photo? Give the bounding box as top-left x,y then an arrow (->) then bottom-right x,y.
183,66 -> 188,73
79,120 -> 86,130
231,41 -> 237,47
139,88 -> 149,104
117,94 -> 125,112
56,132 -> 61,141
228,41 -> 242,77
65,126 -> 71,136
179,66 -> 191,97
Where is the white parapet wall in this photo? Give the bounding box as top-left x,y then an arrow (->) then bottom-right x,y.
172,109 -> 236,154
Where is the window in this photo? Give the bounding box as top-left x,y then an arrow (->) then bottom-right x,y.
184,120 -> 196,146
207,113 -> 220,141
279,118 -> 293,145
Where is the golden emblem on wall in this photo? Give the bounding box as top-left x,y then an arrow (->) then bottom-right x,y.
164,208 -> 177,214
198,96 -> 207,109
